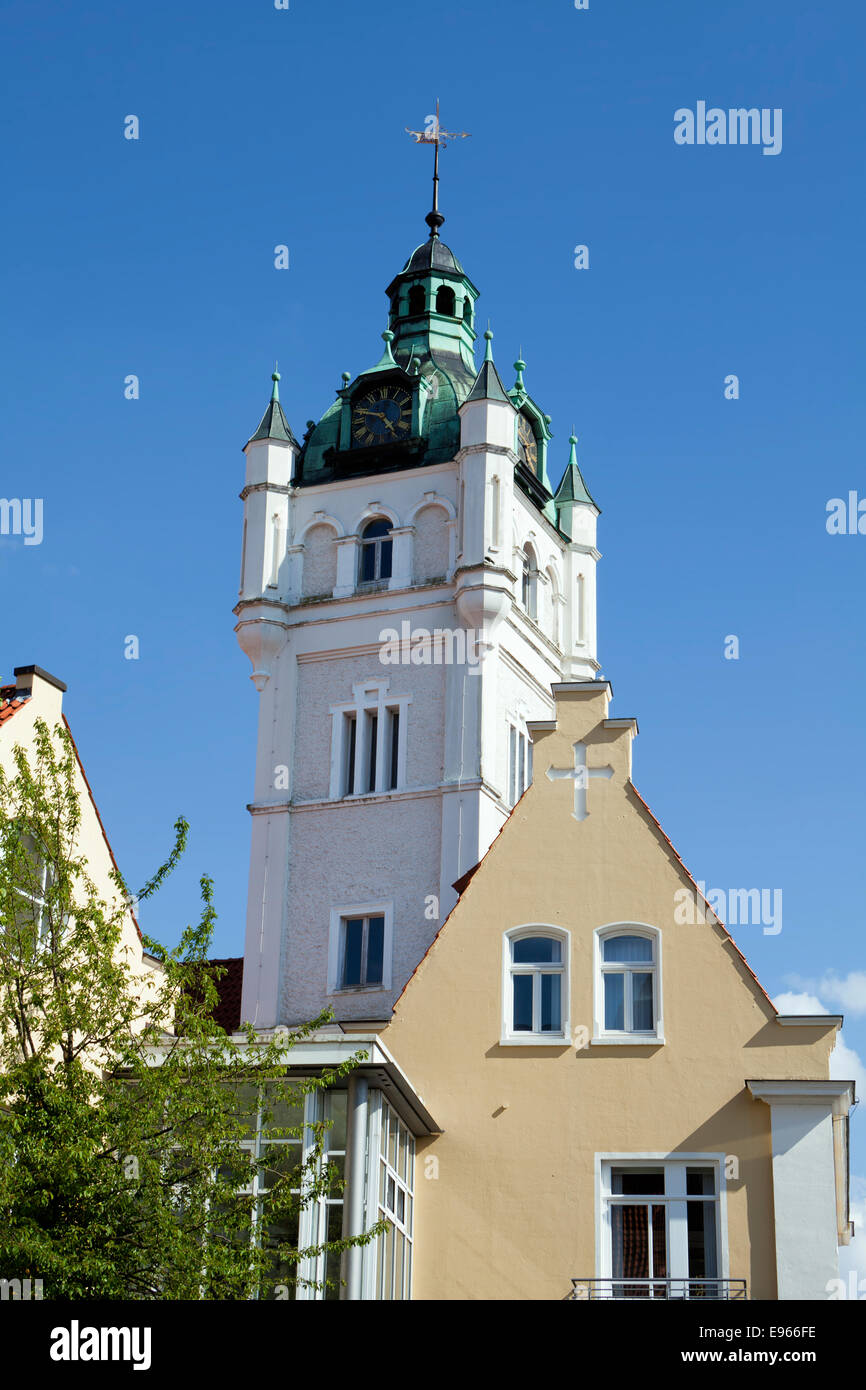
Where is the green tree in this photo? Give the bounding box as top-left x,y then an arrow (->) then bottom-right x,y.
0,717 -> 381,1299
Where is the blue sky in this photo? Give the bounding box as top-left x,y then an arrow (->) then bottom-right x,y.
3,0 -> 865,1237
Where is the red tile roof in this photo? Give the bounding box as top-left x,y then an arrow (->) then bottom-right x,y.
207,957 -> 244,1033
0,684 -> 28,727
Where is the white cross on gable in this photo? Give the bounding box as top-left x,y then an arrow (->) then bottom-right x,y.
546,741 -> 614,822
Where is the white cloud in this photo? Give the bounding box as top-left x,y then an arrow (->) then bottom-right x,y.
783,972 -> 866,1017
818,972 -> 866,1016
830,1035 -> 866,1095
773,990 -> 827,1016
771,989 -> 864,1094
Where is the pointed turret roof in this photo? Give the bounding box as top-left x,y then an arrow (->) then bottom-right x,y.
465,330 -> 510,404
554,435 -> 600,512
246,369 -> 299,448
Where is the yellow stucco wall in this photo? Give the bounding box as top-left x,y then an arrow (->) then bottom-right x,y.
1,672 -> 159,999
382,686 -> 836,1301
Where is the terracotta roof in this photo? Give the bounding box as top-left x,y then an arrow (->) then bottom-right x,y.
0,684 -> 28,727
207,957 -> 244,1033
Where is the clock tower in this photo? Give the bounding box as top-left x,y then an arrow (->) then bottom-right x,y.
234,195 -> 601,1030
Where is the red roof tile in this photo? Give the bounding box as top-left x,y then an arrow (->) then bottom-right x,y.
0,684 -> 28,727
207,957 -> 244,1033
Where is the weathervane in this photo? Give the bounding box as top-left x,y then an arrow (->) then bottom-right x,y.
406,99 -> 470,238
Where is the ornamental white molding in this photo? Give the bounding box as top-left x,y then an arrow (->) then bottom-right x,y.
351,501 -> 402,532
298,510 -> 346,541
407,491 -> 457,522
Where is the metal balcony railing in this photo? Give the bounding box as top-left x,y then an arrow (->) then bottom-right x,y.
571,1278 -> 747,1301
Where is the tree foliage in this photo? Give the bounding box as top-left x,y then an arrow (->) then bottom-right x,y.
0,718 -> 379,1299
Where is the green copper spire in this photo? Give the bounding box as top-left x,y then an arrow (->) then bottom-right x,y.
245,366 -> 299,448
554,434 -> 600,518
367,329 -> 399,374
466,328 -> 510,404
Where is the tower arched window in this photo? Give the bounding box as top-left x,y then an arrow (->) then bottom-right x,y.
462,297 -> 473,325
435,285 -> 456,316
359,518 -> 393,585
520,546 -> 538,621
408,285 -> 426,316
547,566 -> 561,646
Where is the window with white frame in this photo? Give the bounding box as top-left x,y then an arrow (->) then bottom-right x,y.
371,1095 -> 414,1300
328,902 -> 393,994
506,721 -> 533,807
340,913 -> 384,990
502,926 -> 569,1043
358,518 -> 393,585
0,819 -> 53,949
330,682 -> 409,800
594,926 -> 662,1042
599,1158 -> 724,1298
231,1085 -> 347,1302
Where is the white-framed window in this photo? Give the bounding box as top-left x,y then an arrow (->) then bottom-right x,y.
329,682 -> 410,800
506,721 -> 533,807
593,924 -> 663,1044
328,902 -> 394,994
358,518 -> 393,585
365,1093 -> 414,1300
0,819 -> 53,949
501,925 -> 570,1044
216,1085 -> 347,1301
597,1156 -> 727,1299
296,1090 -> 347,1301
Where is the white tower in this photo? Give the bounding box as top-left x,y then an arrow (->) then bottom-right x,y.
234,218 -> 601,1028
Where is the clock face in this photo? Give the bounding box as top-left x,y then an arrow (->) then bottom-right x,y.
517,414 -> 538,472
351,385 -> 412,447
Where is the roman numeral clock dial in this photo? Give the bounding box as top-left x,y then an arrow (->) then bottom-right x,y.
517,414 -> 538,472
351,386 -> 412,447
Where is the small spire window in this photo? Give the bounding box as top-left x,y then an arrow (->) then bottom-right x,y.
435,285 -> 456,316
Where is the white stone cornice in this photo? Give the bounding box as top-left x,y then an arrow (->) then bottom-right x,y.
455,443 -> 519,463
747,1080 -> 855,1116
240,482 -> 294,501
